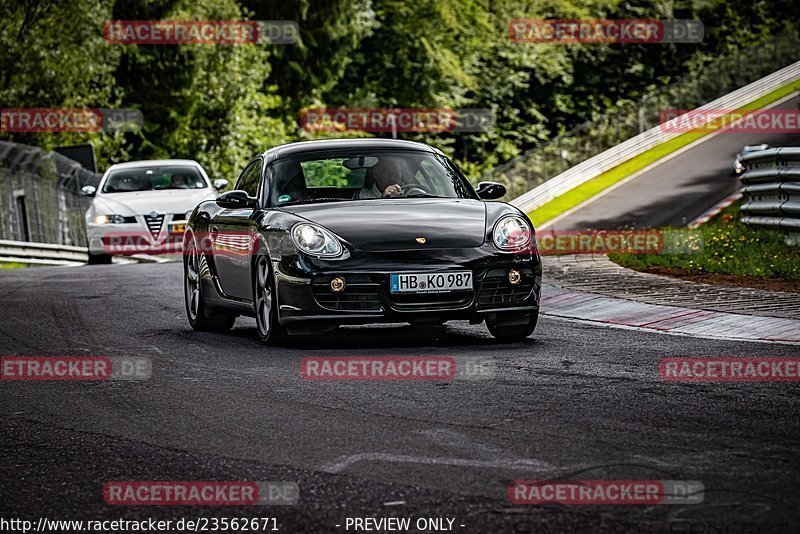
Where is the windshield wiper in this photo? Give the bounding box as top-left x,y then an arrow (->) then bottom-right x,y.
404,193 -> 439,198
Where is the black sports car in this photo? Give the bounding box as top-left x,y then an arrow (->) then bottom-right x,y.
183,139 -> 541,343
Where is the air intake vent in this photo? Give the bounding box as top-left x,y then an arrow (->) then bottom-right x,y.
144,213 -> 164,239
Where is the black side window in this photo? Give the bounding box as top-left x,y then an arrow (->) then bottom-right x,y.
235,160 -> 262,197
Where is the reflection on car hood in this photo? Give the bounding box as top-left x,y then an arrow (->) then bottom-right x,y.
280,198 -> 487,251
93,189 -> 215,216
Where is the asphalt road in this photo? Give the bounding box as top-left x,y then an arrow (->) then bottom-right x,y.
552,95 -> 800,230
1,262 -> 799,532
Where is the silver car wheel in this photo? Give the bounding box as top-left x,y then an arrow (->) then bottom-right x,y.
255,256 -> 272,338
185,244 -> 200,321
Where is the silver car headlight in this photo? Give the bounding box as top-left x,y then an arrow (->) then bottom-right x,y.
291,223 -> 343,258
94,214 -> 127,224
493,215 -> 532,251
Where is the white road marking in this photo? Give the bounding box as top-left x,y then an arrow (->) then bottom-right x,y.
321,452 -> 555,474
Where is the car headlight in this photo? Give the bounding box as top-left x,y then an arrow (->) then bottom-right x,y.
493,215 -> 532,251
291,223 -> 343,258
94,214 -> 126,224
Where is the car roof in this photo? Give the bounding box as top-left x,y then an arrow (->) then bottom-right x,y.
262,139 -> 445,161
105,159 -> 204,171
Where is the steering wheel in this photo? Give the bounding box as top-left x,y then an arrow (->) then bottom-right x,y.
400,183 -> 432,196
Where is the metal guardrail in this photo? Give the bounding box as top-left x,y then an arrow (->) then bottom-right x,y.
491,32 -> 800,213
0,239 -> 170,266
740,147 -> 800,233
0,239 -> 88,265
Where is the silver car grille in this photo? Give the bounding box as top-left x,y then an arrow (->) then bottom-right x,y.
144,214 -> 164,239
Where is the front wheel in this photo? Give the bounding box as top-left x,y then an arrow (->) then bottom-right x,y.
254,255 -> 286,344
184,238 -> 236,332
487,311 -> 538,341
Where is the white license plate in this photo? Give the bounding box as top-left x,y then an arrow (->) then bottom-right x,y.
390,271 -> 472,293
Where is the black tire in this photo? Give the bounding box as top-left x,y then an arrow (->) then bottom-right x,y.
184,237 -> 236,332
487,311 -> 538,341
253,254 -> 287,344
87,251 -> 112,265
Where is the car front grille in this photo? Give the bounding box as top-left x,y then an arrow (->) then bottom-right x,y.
388,291 -> 473,311
312,275 -> 381,312
144,214 -> 164,239
476,268 -> 535,307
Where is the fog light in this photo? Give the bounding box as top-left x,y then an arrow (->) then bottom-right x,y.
508,269 -> 521,285
330,276 -> 346,293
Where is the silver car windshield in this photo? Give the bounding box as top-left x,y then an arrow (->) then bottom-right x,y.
102,166 -> 208,193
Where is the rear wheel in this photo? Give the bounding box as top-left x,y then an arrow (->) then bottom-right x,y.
184,238 -> 236,332
487,311 -> 538,341
254,255 -> 286,344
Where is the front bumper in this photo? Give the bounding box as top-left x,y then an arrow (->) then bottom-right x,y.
86,221 -> 187,256
272,248 -> 541,328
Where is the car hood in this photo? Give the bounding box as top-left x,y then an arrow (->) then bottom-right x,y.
93,189 -> 215,216
280,198 -> 487,251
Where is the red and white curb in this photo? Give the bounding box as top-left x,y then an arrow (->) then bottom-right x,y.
541,285 -> 800,344
687,192 -> 742,228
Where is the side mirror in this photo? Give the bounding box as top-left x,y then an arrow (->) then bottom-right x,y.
81,185 -> 97,197
216,190 -> 256,209
213,179 -> 229,191
476,181 -> 506,200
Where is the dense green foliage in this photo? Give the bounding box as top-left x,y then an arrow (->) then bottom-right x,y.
2,0 -> 799,181
611,203 -> 800,280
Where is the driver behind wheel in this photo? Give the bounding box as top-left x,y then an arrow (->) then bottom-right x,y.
360,156 -> 412,199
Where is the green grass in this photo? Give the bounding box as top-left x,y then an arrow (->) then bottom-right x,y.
609,202 -> 800,280
528,80 -> 800,228
0,262 -> 27,269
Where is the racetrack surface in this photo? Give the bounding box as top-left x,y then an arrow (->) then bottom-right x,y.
1,262 -> 799,532
551,95 -> 800,230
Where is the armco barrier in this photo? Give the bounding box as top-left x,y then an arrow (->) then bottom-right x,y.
740,147 -> 800,233
0,239 -> 88,265
0,239 -> 166,266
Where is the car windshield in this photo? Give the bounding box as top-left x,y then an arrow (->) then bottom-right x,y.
266,151 -> 475,206
742,145 -> 768,154
102,166 -> 207,193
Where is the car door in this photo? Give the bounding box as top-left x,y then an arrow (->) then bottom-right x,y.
212,159 -> 262,300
